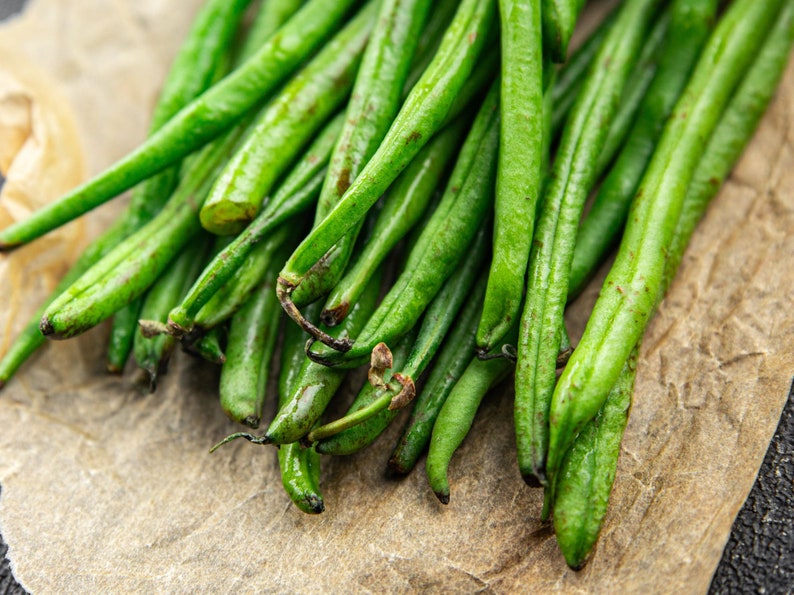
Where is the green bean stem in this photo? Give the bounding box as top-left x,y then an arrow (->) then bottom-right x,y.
515,0 -> 661,487
0,0 -> 359,250
546,0 -> 786,489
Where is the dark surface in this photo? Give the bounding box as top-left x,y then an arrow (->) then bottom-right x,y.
0,0 -> 791,592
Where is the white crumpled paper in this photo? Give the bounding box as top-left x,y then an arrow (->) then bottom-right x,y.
1,1 -> 793,593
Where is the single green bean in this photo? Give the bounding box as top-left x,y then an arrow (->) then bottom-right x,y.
514,0 -> 660,487
545,0 -> 785,488
277,0 -> 497,305
542,0 -> 587,63
185,326 -> 226,365
425,326 -> 517,503
199,1 -> 378,235
0,0 -> 360,250
219,275 -> 283,428
476,0 -> 543,353
167,113 -> 344,335
320,117 -> 468,326
237,0 -> 305,63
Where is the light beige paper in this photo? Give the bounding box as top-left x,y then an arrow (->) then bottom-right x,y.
0,1 -> 792,593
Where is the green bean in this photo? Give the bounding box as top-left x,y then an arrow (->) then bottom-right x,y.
402,0 -> 460,94
552,346 -> 637,568
425,326 -> 517,504
237,0 -> 305,63
106,0 -> 290,372
275,309 -> 325,514
545,0 -> 785,489
542,0 -> 587,63
0,0 -> 360,251
219,276 -> 283,429
199,1 -> 378,235
0,219 -> 125,388
277,0 -> 497,309
387,274 -> 486,475
312,235 -> 488,453
320,117 -> 468,327
515,0 -> 660,487
568,0 -> 715,300
550,8 -> 616,139
476,0 -> 543,353
193,223 -> 298,331
39,120 -> 248,340
592,9 -> 671,178
185,326 -> 227,365
263,271 -> 384,445
133,234 -> 213,391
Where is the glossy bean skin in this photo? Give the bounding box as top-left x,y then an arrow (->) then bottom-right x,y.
277,0 -> 497,297
166,114 -> 344,335
387,274 -> 487,475
219,274 -> 283,428
186,326 -> 226,365
568,0 -> 717,300
0,0 -> 361,251
199,1 -> 378,236
308,84 -> 499,363
264,272 -> 383,445
320,117 -> 468,326
476,0 -> 543,353
546,0 -> 786,489
106,0 -> 298,372
313,236 -> 487,453
515,0 -> 661,486
286,0 -> 432,307
542,0 -> 587,63
425,326 -> 517,503
133,234 -> 213,391
277,310 -> 325,514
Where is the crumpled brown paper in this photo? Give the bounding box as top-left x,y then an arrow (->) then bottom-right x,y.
1,1 -> 792,593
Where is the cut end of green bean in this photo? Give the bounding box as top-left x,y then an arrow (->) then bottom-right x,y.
300,494 -> 325,514
388,374 -> 416,411
209,431 -> 271,453
319,302 -> 349,327
277,277 -> 354,353
434,489 -> 450,505
199,199 -> 259,237
166,308 -> 193,338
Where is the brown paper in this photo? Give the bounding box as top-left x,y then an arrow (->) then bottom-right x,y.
1,1 -> 792,593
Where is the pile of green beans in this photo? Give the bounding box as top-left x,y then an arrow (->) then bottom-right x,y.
2,0 -> 791,569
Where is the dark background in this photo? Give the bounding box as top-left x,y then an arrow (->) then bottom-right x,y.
0,0 -> 791,592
